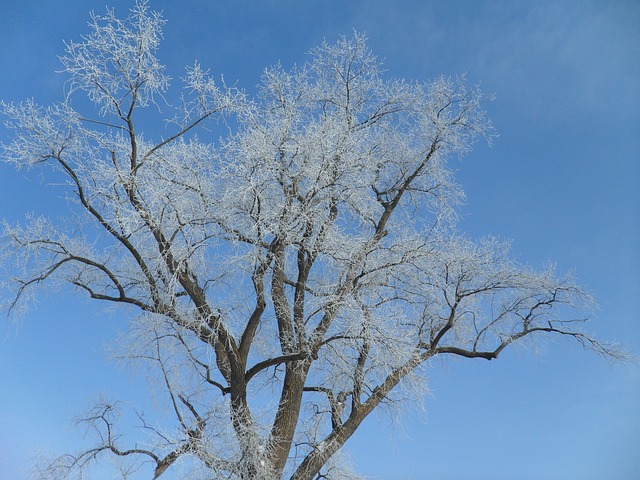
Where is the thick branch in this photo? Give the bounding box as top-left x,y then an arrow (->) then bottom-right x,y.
245,352 -> 308,383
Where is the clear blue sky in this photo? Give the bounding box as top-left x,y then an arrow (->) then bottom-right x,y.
1,1 -> 639,479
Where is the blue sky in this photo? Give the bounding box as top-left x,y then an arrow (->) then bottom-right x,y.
1,1 -> 638,479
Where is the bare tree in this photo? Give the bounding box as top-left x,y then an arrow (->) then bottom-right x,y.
0,3 -> 622,479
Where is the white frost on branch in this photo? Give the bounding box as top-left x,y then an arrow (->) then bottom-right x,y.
1,3 -> 624,480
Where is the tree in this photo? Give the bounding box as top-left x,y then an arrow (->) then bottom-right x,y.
0,3 -> 621,479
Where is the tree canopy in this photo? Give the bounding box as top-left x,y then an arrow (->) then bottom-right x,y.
0,3 -> 621,479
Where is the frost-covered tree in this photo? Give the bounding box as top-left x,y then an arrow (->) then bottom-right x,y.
0,3 -> 621,479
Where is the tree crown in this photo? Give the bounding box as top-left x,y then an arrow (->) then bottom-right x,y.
0,3 -> 622,479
